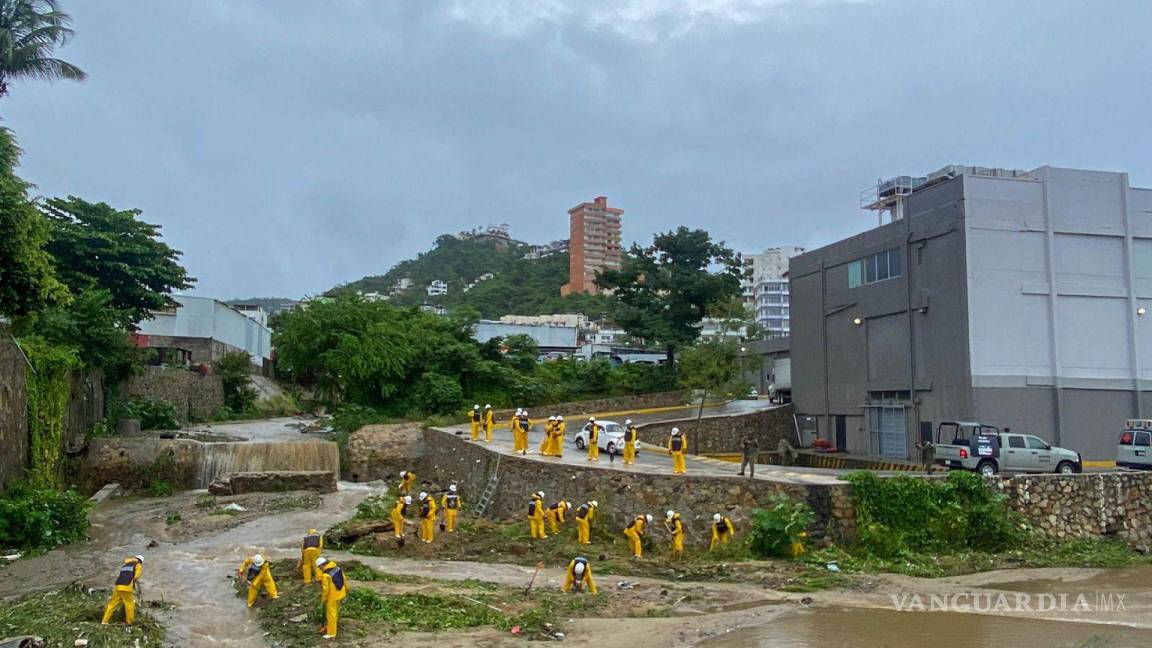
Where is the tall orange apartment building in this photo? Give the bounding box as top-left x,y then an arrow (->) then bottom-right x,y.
561,196 -> 623,296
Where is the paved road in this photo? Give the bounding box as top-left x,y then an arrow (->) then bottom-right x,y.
444,402 -> 855,485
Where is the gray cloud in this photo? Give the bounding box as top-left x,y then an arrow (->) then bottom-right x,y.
4,0 -> 1150,299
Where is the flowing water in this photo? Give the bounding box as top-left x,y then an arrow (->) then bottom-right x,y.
197,440 -> 340,487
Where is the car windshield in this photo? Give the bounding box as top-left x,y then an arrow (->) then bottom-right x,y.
603,423 -> 622,435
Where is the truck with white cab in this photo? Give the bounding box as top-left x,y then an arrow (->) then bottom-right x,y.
933,421 -> 1082,476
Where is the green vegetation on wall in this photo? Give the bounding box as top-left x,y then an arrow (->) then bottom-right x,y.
0,481 -> 90,551
22,338 -> 79,489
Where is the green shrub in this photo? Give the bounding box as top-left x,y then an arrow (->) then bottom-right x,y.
215,352 -> 260,414
844,470 -> 1021,559
353,495 -> 394,520
0,482 -> 90,551
136,451 -> 181,496
111,397 -> 181,430
748,493 -> 815,559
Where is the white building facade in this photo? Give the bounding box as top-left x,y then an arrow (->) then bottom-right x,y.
742,246 -> 805,337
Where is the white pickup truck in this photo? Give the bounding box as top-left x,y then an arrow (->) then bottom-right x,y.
933,421 -> 1082,477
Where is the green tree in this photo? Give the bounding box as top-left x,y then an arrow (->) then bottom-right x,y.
12,289 -> 136,380
0,0 -> 86,97
677,340 -> 741,442
597,227 -> 743,362
214,351 -> 259,414
42,196 -> 195,328
0,127 -> 66,316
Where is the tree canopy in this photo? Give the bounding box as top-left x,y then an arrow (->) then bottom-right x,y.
0,127 -> 66,317
596,226 -> 743,358
0,0 -> 86,97
42,196 -> 195,328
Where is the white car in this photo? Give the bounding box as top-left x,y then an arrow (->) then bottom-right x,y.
573,420 -> 636,455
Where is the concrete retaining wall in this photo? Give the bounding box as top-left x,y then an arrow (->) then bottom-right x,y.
345,422 -> 428,482
636,405 -> 795,455
423,427 -> 856,545
120,366 -> 224,422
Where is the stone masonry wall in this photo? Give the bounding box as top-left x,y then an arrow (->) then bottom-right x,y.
0,325 -> 29,487
345,422 -> 430,482
490,391 -> 688,421
635,405 -> 794,455
423,427 -> 856,545
120,366 -> 224,422
78,437 -> 203,492
994,472 -> 1152,545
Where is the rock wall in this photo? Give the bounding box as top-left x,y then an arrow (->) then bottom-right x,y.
0,325 -> 29,487
120,366 -> 224,422
79,437 -> 203,491
490,391 -> 688,420
345,422 -> 429,482
63,370 -> 104,454
995,472 -> 1152,544
635,405 -> 795,455
423,427 -> 856,545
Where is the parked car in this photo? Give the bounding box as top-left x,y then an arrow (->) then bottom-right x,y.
933,421 -> 1082,476
1117,419 -> 1152,470
573,420 -> 636,455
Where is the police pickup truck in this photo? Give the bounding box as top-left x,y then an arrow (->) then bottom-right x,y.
1117,419 -> 1152,470
933,421 -> 1082,477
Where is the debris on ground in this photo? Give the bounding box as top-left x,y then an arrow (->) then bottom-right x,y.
223,503 -> 247,512
616,581 -> 637,590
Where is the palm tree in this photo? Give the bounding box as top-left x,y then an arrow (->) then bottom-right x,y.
0,0 -> 86,97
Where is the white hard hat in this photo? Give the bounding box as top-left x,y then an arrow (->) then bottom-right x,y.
557,415 -> 564,421
252,554 -> 265,567
133,555 -> 145,563
589,416 -> 596,421
315,556 -> 327,567
474,404 -> 480,409
449,484 -> 457,492
522,410 -> 529,417
666,510 -> 674,519
645,514 -> 653,524
549,415 -> 556,421
573,561 -> 586,575
535,490 -> 545,499
672,427 -> 681,435
485,404 -> 492,408
419,491 -> 428,500
516,408 -> 523,414
625,419 -> 632,425
400,470 -> 407,478
404,495 -> 412,504
713,513 -> 722,523
590,500 -> 599,507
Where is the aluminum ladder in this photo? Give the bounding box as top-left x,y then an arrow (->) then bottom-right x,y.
472,454 -> 501,518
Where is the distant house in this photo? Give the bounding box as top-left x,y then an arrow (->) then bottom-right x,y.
133,295 -> 273,368
426,280 -> 449,296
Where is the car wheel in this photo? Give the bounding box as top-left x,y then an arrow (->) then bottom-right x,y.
977,460 -> 998,477
607,442 -> 616,455
1056,461 -> 1076,475
575,438 -> 585,450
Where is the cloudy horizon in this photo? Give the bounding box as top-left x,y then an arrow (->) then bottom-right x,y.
5,0 -> 1150,299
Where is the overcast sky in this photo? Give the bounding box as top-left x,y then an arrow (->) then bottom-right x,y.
5,0 -> 1151,299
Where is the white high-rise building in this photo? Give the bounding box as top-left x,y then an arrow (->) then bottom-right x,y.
742,246 -> 805,337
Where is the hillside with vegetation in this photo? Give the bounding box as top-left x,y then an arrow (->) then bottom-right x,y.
330,234 -> 611,319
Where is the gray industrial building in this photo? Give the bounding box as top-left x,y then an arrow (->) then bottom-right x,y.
791,165 -> 1151,460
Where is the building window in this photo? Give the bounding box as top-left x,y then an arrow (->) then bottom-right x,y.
848,248 -> 903,288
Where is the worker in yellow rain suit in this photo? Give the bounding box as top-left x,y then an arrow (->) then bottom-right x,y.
574,500 -> 597,544
510,408 -> 525,452
390,495 -> 412,539
561,556 -> 598,594
299,529 -> 324,583
624,514 -> 653,558
418,491 -> 437,543
710,513 -> 735,550
441,484 -> 461,532
398,470 -> 416,495
469,404 -> 482,441
586,417 -> 601,462
622,419 -> 639,466
519,410 -> 532,454
553,415 -> 566,458
665,510 -> 685,555
239,553 -> 279,607
668,427 -> 687,474
539,416 -> 556,455
316,557 -> 348,639
483,404 -> 495,442
101,555 -> 144,625
546,500 -> 570,535
528,490 -> 548,539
